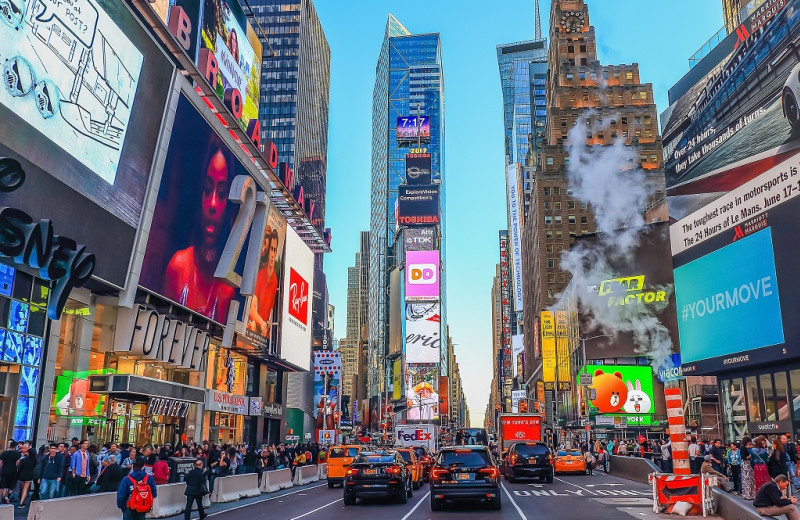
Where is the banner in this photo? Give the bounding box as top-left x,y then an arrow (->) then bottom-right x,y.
555,311 -> 571,388
507,164 -> 524,311
511,334 -> 524,378
541,311 -> 556,383
405,303 -> 441,364
397,186 -> 440,227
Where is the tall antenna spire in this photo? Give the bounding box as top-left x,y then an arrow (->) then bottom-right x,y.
534,0 -> 542,39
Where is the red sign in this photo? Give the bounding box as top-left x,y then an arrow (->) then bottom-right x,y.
500,416 -> 542,443
288,268 -> 309,325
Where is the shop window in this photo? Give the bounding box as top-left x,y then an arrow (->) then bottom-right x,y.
791,370 -> 800,420
774,372 -> 790,421
760,374 -> 776,421
745,376 -> 761,422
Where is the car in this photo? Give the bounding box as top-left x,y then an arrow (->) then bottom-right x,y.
343,451 -> 413,505
396,448 -> 424,489
327,445 -> 364,488
412,446 -> 435,481
783,62 -> 800,129
429,446 -> 501,511
553,448 -> 588,475
502,442 -> 554,483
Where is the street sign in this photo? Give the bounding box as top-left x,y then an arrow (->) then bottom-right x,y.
580,373 -> 593,386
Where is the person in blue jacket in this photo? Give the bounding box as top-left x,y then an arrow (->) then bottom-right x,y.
117,458 -> 157,520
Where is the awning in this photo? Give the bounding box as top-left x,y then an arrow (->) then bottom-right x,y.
89,374 -> 205,404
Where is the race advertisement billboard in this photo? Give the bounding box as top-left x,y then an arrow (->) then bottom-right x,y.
405,303 -> 441,364
507,164 -> 524,312
0,0 -> 174,287
140,95 -> 246,322
662,0 -> 800,216
404,228 -> 436,251
280,226 -> 315,371
541,311 -> 556,385
405,251 -> 440,301
397,186 -> 440,227
243,206 -> 287,350
397,116 -> 430,143
199,0 -> 263,131
405,153 -> 432,184
405,364 -> 439,421
671,151 -> 800,373
579,365 -> 655,426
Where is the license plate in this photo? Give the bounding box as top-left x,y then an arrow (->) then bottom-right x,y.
456,473 -> 472,481
365,469 -> 377,475
529,458 -> 536,464
566,460 -> 573,464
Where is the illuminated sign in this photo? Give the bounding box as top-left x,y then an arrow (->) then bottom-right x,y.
541,311 -> 556,384
588,274 -> 667,307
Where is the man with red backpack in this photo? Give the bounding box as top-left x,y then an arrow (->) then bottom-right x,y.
117,458 -> 157,520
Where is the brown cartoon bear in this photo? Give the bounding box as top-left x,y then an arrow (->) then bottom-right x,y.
590,370 -> 627,414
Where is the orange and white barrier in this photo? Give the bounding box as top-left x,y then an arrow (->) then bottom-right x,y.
665,382 -> 690,475
650,473 -> 716,517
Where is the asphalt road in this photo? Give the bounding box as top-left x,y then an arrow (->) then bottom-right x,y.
195,470 -> 684,520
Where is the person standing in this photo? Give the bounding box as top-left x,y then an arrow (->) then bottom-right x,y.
183,460 -> 208,520
770,438 -> 790,479
37,444 -> 63,500
688,437 -> 701,474
661,440 -> 673,473
710,439 -> 725,474
753,474 -> 800,520
0,441 -> 20,504
94,455 -> 124,493
727,442 -> 742,494
783,433 -> 800,490
59,444 -> 72,497
752,436 -> 771,491
117,459 -> 157,520
740,437 -> 757,500
70,440 -> 91,495
153,454 -> 170,485
17,442 -> 38,508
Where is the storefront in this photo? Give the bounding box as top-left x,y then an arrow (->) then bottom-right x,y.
204,388 -> 250,445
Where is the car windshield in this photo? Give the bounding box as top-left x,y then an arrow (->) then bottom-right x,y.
557,450 -> 568,456
458,428 -> 488,445
439,450 -> 491,466
399,451 -> 413,462
515,444 -> 549,457
413,448 -> 426,457
355,455 -> 395,464
329,448 -> 359,458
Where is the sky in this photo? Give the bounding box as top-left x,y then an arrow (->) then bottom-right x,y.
315,0 -> 724,427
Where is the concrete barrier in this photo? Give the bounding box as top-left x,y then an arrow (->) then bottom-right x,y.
292,465 -> 319,486
260,468 -> 294,493
210,474 -> 261,503
318,463 -> 328,479
27,492 -> 118,520
608,455 -> 662,484
147,483 -> 189,518
0,504 -> 13,520
711,487 -> 787,520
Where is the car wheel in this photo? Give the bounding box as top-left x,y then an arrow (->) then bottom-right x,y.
413,479 -> 420,490
343,492 -> 355,506
546,471 -> 554,484
508,474 -> 516,483
785,89 -> 800,129
328,481 -> 334,488
491,496 -> 502,510
408,478 -> 413,498
398,483 -> 409,504
431,497 -> 443,511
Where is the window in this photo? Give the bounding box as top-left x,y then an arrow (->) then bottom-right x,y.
580,45 -> 586,52
544,202 -> 551,210
546,157 -> 554,166
543,187 -> 551,196
554,202 -> 561,210
553,187 -> 561,195
568,45 -> 574,53
546,231 -> 553,239
791,370 -> 800,420
547,274 -> 555,283
583,92 -> 590,101
544,216 -> 552,225
546,245 -> 554,253
546,260 -> 555,268
745,376 -> 761,422
567,201 -> 576,209
640,92 -> 647,99
774,372 -> 790,421
561,119 -> 568,127
568,215 -> 576,224
566,188 -> 574,196
634,117 -> 641,124
640,155 -> 648,163
555,231 -> 563,239
580,202 -> 588,209
760,374 -> 776,421
566,73 -> 573,81
622,117 -> 628,125
644,117 -> 652,125
625,71 -> 633,80
650,154 -> 658,163
580,216 -> 588,224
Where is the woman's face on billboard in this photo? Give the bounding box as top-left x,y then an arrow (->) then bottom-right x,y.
201,150 -> 229,246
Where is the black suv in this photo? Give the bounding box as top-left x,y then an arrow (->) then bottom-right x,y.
343,452 -> 413,505
502,442 -> 553,483
430,446 -> 501,511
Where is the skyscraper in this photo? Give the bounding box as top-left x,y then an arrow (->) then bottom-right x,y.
369,15 -> 446,411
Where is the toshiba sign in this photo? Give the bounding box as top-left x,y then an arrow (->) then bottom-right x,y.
397,185 -> 439,227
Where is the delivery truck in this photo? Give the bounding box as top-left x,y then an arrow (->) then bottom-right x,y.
394,424 -> 437,452
498,413 -> 543,451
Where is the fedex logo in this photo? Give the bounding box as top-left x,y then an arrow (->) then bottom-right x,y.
409,264 -> 437,285
397,429 -> 433,441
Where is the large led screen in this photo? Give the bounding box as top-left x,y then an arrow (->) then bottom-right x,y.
405,302 -> 441,364
405,250 -> 439,301
579,364 -> 655,426
279,226 -> 315,371
397,116 -> 430,142
405,363 -> 439,421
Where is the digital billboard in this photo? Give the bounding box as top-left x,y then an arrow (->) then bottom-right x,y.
671,149 -> 800,374
0,0 -> 174,287
403,228 -> 436,252
405,364 -> 439,421
579,365 -> 655,426
405,251 -> 440,301
280,226 -> 315,371
397,116 -> 430,143
511,334 -> 524,378
405,153 -> 432,185
555,312 -> 571,389
397,186 -> 440,227
541,311 -> 556,385
53,369 -> 115,417
405,303 -> 441,364
200,0 -> 263,131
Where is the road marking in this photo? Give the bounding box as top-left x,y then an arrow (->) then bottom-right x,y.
585,483 -> 624,487
400,491 -> 430,520
202,483 -> 327,518
501,483 -> 528,520
554,477 -> 597,495
288,497 -> 341,520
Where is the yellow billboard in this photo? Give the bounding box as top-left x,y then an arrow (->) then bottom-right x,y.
555,311 -> 571,388
541,311 -> 556,383
392,358 -> 403,401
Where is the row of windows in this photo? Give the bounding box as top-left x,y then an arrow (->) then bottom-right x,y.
543,215 -> 589,225
543,201 -> 587,210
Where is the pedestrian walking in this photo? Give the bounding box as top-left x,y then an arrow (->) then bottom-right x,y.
17,442 -> 38,508
37,444 -> 63,500
117,458 -> 157,520
727,442 -> 742,494
0,441 -> 20,504
183,460 -> 208,520
740,437 -> 756,500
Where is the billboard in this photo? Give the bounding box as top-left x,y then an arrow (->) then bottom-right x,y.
405,153 -> 432,184
671,151 -> 800,373
405,303 -> 441,364
555,311 -> 571,390
541,311 -> 556,385
507,164 -> 524,311
392,358 -> 403,400
280,226 -> 315,371
662,0 -> 800,216
313,351 -> 340,432
53,369 -> 114,417
405,364 -> 439,421
579,365 -> 655,426
199,0 -> 263,131
404,228 -> 436,251
405,251 -> 440,301
0,0 -> 174,287
244,205 -> 288,349
511,334 -> 524,378
499,232 -> 512,397
397,116 -> 430,143
397,186 -> 440,227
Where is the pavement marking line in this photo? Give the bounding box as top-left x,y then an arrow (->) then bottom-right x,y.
287,497 -> 342,520
202,483 -> 327,518
399,490 -> 430,520
553,477 -> 597,495
501,483 -> 528,520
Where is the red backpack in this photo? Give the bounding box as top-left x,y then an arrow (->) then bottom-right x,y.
127,476 -> 154,513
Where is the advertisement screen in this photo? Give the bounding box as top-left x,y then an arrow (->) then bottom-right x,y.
580,365 -> 655,426
397,116 -> 430,142
403,228 -> 436,251
397,186 -> 440,227
405,364 -> 439,421
53,369 -> 114,417
405,154 -> 432,185
671,150 -> 800,373
200,0 -> 263,131
313,351 -> 340,433
280,226 -> 315,371
555,311 -> 570,388
540,311 -> 556,384
140,95 -> 247,322
511,334 -> 524,378
405,303 -> 441,364
405,250 -> 440,301
244,206 -> 288,350
0,0 -> 174,286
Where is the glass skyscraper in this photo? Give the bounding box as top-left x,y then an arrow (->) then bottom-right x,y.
369,14 -> 446,401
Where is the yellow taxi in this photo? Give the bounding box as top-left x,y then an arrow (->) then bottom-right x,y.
327,445 -> 364,488
553,449 -> 588,475
396,448 -> 424,490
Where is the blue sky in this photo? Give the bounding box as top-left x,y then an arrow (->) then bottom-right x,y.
315,0 -> 723,427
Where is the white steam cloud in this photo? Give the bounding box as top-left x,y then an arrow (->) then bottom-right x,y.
558,114 -> 674,373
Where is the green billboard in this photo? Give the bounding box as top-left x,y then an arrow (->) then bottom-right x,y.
579,364 -> 655,426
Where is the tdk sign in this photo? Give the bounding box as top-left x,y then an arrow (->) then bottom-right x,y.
409,264 -> 437,285
397,429 -> 432,441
